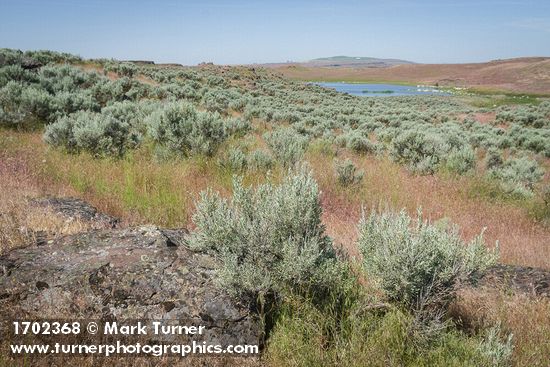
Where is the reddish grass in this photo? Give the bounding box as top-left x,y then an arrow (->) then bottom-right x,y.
307,152 -> 550,269
2,130 -> 549,269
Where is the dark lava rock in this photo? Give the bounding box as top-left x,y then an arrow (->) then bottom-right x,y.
471,264 -> 550,297
31,197 -> 119,229
20,57 -> 43,70
0,226 -> 262,345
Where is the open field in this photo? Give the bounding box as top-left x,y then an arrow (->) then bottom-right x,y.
270,57 -> 550,95
1,49 -> 550,366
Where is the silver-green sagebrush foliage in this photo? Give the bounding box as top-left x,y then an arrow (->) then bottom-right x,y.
264,127 -> 309,166
43,110 -> 140,157
487,156 -> 544,197
334,159 -> 364,186
478,324 -> 514,367
358,209 -> 497,311
146,102 -> 227,157
188,167 -> 336,303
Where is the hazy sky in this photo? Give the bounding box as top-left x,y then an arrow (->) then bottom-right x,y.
1,0 -> 549,65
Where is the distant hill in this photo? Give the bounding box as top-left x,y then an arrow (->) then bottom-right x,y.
307,56 -> 415,67
268,57 -> 550,94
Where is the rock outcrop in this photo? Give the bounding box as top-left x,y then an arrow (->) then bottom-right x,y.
0,225 -> 262,345
471,264 -> 550,298
30,197 -> 119,229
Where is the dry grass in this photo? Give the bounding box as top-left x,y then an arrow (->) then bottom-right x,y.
450,288 -> 550,366
0,131 -> 235,229
305,149 -> 550,269
2,130 -> 549,269
0,149 -> 41,253
0,154 -> 98,254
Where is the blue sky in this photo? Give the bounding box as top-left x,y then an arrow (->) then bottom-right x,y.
1,0 -> 549,65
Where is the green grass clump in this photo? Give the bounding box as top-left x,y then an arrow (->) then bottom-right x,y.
266,286 -> 511,367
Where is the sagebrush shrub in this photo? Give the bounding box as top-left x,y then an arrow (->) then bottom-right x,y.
104,62 -> 137,78
484,147 -> 503,170
43,110 -> 140,157
224,117 -> 251,137
188,167 -> 336,303
488,156 -> 544,197
477,324 -> 514,367
0,81 -> 71,128
223,148 -> 248,171
391,130 -> 450,174
146,102 -> 226,157
264,128 -> 309,166
443,146 -> 476,174
358,209 -> 497,312
247,150 -> 274,171
334,159 -> 364,186
346,132 -> 378,154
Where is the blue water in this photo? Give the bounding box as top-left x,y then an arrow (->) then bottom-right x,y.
316,82 -> 451,97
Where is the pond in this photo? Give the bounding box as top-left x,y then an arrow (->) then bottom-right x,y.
316,82 -> 451,97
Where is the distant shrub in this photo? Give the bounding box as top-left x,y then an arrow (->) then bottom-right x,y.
228,97 -> 248,112
0,48 -> 81,68
334,159 -> 364,187
247,150 -> 274,171
484,147 -> 503,170
188,167 -> 336,303
146,102 -> 227,157
264,128 -> 309,166
223,148 -> 248,171
43,110 -> 140,157
488,156 -> 544,197
346,132 -> 378,154
224,117 -> 251,137
104,62 -> 138,78
358,209 -> 496,316
206,75 -> 225,87
443,146 -> 476,174
391,130 -> 449,174
202,89 -> 231,114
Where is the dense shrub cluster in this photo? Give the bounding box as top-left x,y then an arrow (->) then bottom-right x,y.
43,111 -> 138,157
104,61 -> 138,78
0,48 -> 81,68
0,62 -> 151,129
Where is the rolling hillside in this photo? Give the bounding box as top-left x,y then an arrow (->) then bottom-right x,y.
270,57 -> 550,94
